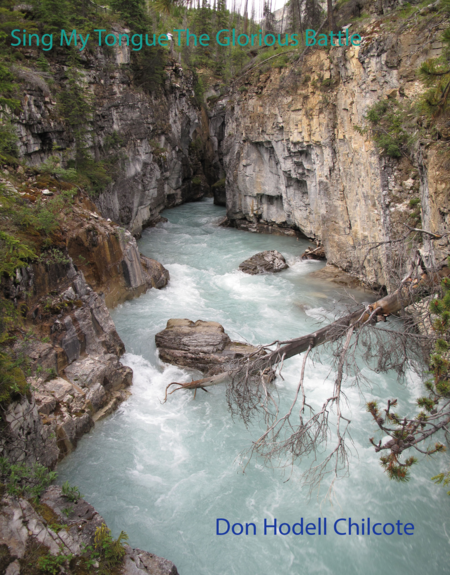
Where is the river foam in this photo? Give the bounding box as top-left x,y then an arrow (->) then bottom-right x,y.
57,199 -> 450,575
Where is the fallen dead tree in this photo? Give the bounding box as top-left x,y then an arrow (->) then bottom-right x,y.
164,254 -> 447,400
164,230 -> 449,493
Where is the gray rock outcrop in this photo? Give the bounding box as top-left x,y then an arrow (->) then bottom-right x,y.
239,251 -> 289,275
301,245 -> 326,261
155,319 -> 259,374
140,255 -> 170,290
0,261 -> 133,467
0,486 -> 179,575
13,40 -> 217,237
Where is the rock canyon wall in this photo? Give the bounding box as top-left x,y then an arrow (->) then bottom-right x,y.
210,8 -> 449,288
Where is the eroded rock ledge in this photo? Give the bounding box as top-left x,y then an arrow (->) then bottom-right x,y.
1,262 -> 134,468
309,264 -> 364,289
61,196 -> 170,309
155,319 -> 259,374
0,486 -> 179,575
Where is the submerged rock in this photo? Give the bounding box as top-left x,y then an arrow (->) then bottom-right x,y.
144,215 -> 169,228
212,178 -> 226,206
239,250 -> 288,275
155,319 -> 259,374
140,255 -> 170,290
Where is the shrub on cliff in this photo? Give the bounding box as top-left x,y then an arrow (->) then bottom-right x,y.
94,523 -> 129,570
34,0 -> 69,35
0,63 -> 20,112
362,99 -> 411,158
0,457 -> 57,501
418,0 -> 450,118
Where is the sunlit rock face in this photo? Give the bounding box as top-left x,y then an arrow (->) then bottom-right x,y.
211,14 -> 449,290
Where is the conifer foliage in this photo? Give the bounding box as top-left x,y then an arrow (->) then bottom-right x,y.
367,268 -> 450,484
108,0 -> 166,91
418,0 -> 450,117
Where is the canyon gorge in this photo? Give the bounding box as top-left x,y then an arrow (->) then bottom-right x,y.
1,0 -> 449,573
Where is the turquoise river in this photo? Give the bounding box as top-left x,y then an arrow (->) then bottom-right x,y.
58,199 -> 450,575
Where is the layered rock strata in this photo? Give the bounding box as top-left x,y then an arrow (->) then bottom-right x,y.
211,9 -> 449,289
1,261 -> 132,467
0,181 -> 169,467
14,40 -> 216,237
62,196 -> 170,308
155,319 -> 260,374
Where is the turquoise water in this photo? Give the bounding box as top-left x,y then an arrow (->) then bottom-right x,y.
58,199 -> 450,575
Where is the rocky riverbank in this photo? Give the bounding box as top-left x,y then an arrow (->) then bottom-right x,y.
0,176 -> 180,573
0,485 -> 179,575
0,175 -> 172,469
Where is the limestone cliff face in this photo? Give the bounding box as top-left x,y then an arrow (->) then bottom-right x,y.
62,196 -> 170,308
0,183 -> 169,467
92,59 -> 214,236
212,12 -> 449,289
14,40 -> 215,237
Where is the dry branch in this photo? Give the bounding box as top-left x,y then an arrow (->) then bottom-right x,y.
164,263 -> 448,399
163,234 -> 449,492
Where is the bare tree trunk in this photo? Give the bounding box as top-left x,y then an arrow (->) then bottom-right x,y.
163,229 -> 449,491
165,263 -> 448,398
327,0 -> 336,32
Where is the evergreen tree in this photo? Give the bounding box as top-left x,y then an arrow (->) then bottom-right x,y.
263,0 -> 276,33
109,0 -> 166,93
109,0 -> 149,33
192,0 -> 213,67
303,0 -> 321,30
327,0 -> 337,32
288,0 -> 303,37
418,1 -> 450,118
34,0 -> 69,34
215,0 -> 229,76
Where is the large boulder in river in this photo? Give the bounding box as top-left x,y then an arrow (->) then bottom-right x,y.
239,250 -> 288,275
155,319 -> 259,374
